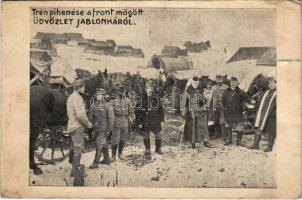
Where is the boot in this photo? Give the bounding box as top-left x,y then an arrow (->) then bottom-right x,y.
99,146 -> 110,165
73,164 -> 85,186
118,141 -> 125,160
89,147 -> 101,169
236,133 -> 244,146
71,152 -> 81,177
248,134 -> 261,149
204,141 -> 211,148
144,138 -> 152,160
69,150 -> 74,164
214,125 -> 222,138
221,126 -> 227,142
224,128 -> 232,146
155,139 -> 163,155
111,144 -> 118,162
264,133 -> 275,152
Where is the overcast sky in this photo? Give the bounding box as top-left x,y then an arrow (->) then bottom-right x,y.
31,8 -> 276,56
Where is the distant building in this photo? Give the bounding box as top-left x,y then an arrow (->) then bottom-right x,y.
35,32 -> 67,44
85,40 -> 114,55
63,33 -> 84,41
114,45 -> 134,56
227,47 -> 276,66
183,40 -> 211,53
78,39 -> 92,48
105,39 -> 117,48
132,48 -> 145,58
161,46 -> 188,57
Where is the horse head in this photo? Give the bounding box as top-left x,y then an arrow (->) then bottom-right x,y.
199,75 -> 209,89
247,74 -> 268,97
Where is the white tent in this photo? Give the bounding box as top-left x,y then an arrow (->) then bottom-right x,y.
50,58 -> 77,83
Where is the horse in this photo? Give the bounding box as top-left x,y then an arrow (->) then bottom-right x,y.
30,70 -> 109,175
247,74 -> 269,100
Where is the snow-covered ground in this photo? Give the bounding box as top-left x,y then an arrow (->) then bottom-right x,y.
30,113 -> 275,188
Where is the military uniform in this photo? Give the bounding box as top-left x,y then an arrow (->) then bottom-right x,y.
221,87 -> 252,145
66,79 -> 92,176
181,85 -> 211,148
209,82 -> 229,138
88,92 -> 115,168
111,87 -> 134,161
141,91 -> 165,159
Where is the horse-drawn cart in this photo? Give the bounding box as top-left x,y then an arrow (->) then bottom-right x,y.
30,59 -> 72,168
34,126 -> 71,164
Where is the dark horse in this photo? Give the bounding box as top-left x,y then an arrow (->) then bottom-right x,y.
30,70 -> 110,175
247,73 -> 269,100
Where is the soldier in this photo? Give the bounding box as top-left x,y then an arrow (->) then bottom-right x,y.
181,76 -> 211,148
141,82 -> 165,160
221,77 -> 255,146
248,77 -> 276,152
111,86 -> 134,162
209,75 -> 229,139
88,88 -> 114,169
67,79 -> 92,176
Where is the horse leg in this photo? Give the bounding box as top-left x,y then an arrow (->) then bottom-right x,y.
30,125 -> 43,175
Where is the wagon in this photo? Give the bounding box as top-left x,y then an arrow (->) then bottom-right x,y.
31,58 -> 72,164
34,126 -> 71,164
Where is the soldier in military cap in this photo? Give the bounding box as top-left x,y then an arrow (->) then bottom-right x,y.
141,81 -> 165,160
110,86 -> 134,162
67,79 -> 93,176
209,75 -> 229,139
88,88 -> 114,169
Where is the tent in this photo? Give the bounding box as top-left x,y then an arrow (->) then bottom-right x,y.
147,55 -> 193,73
50,58 -> 77,83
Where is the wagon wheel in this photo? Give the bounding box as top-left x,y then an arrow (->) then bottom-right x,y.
34,126 -> 70,164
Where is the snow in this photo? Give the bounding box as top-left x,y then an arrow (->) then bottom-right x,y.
30,113 -> 275,188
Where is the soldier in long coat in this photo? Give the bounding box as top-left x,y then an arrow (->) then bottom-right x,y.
181,76 -> 211,148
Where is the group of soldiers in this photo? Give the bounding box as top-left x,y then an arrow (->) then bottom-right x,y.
66,73 -> 276,178
181,74 -> 276,152
66,78 -> 164,177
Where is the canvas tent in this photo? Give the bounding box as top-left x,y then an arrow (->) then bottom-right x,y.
147,55 -> 193,73
50,58 -> 77,83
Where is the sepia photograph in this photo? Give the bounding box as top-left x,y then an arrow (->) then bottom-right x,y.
29,7 -> 278,188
